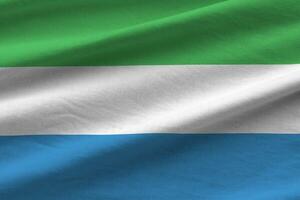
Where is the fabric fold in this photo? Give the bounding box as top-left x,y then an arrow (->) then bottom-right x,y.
0,65 -> 300,135
1,0 -> 300,66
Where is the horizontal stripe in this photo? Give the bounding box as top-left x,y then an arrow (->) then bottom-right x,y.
0,0 -> 300,66
0,65 -> 300,135
1,134 -> 300,199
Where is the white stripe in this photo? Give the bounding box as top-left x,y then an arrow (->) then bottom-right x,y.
0,65 -> 300,135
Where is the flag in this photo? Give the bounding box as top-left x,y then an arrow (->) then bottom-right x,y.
0,0 -> 300,199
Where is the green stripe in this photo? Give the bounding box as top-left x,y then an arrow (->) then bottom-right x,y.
1,0 -> 300,66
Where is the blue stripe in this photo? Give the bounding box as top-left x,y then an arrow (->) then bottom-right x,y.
0,134 -> 300,199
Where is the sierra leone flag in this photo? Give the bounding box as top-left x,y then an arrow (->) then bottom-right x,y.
1,0 -> 300,199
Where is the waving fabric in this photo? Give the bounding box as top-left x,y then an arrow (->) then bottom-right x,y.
0,0 -> 300,200
1,0 -> 300,66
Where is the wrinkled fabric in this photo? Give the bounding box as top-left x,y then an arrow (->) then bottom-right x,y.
0,65 -> 300,134
1,134 -> 300,200
0,0 -> 300,66
1,0 -> 300,199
